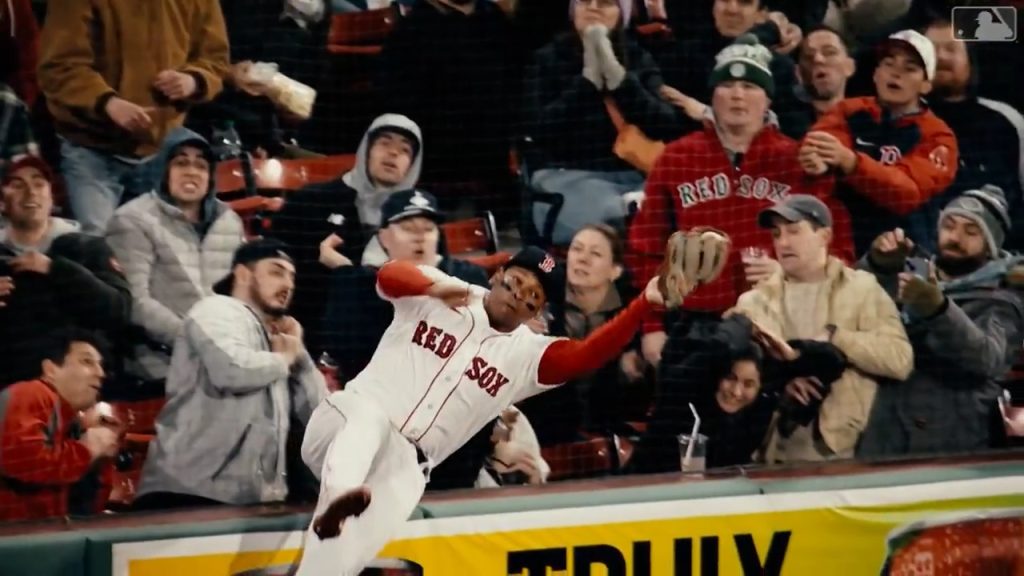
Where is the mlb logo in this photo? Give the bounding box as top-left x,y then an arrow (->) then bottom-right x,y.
952,6 -> 1017,42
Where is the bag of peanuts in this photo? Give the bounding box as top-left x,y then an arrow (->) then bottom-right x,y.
233,61 -> 317,120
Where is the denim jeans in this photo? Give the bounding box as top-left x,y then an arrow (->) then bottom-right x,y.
531,168 -> 645,246
59,139 -> 157,235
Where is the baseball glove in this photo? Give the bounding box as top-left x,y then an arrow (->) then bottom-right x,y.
657,227 -> 731,309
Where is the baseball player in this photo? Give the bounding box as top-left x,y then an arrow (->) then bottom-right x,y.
293,233 -> 729,576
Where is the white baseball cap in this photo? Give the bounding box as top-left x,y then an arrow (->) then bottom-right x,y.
879,29 -> 937,80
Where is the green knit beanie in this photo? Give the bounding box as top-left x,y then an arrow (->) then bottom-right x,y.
708,34 -> 775,97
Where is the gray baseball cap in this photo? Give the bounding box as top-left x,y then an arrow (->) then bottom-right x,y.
757,195 -> 833,228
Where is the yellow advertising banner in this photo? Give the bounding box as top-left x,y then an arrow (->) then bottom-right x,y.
112,476 -> 1024,576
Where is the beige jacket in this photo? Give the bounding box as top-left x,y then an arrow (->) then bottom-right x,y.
733,257 -> 912,462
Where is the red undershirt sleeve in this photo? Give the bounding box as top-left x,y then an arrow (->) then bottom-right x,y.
537,296 -> 654,385
376,261 -> 435,299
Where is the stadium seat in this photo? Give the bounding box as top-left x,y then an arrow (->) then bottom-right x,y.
216,155 -> 356,195
464,252 -> 511,275
326,7 -> 396,55
228,196 -> 285,238
541,437 -> 616,482
111,398 -> 166,436
514,136 -> 564,250
107,398 -> 166,509
441,212 -> 500,256
635,21 -> 673,40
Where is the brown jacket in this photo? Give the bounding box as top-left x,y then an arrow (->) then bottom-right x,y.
37,0 -> 230,157
734,257 -> 912,462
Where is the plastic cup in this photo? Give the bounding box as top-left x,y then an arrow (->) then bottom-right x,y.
741,246 -> 767,264
678,433 -> 708,473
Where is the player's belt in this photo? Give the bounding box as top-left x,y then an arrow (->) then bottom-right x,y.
414,444 -> 428,464
411,442 -> 431,479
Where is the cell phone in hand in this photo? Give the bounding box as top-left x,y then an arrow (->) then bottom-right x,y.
905,256 -> 930,278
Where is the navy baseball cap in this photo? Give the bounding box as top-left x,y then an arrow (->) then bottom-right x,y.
757,195 -> 833,228
505,246 -> 565,305
212,238 -> 294,296
379,189 -> 444,228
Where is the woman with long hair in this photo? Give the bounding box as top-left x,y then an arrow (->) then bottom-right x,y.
518,224 -> 648,445
628,313 -> 847,472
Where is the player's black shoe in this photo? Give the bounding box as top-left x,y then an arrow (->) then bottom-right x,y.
312,486 -> 372,540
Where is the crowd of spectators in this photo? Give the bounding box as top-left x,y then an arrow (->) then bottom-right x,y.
1,0 -> 1024,523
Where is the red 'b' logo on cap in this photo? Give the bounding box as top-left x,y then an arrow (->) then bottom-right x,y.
539,254 -> 556,273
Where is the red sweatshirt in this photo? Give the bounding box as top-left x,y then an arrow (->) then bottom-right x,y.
627,122 -> 855,332
378,261 -> 652,385
808,97 -> 958,216
0,379 -> 105,521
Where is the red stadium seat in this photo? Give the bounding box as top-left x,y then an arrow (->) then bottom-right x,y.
541,437 -> 616,482
326,7 -> 396,55
464,252 -> 511,276
228,196 -> 285,239
441,212 -> 499,256
110,398 -> 166,435
215,155 -> 356,195
106,399 -> 166,509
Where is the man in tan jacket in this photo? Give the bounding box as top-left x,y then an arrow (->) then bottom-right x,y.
38,0 -> 230,236
733,194 -> 912,463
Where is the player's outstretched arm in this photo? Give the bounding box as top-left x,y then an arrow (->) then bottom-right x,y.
537,281 -> 660,385
377,261 -> 471,307
377,261 -> 435,298
536,228 -> 729,385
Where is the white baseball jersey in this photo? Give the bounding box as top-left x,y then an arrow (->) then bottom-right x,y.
342,265 -> 563,466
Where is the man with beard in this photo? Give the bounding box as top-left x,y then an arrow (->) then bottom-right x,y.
920,18 -> 1024,252
134,239 -> 327,509
779,24 -> 855,138
858,185 -> 1024,458
799,29 -> 958,254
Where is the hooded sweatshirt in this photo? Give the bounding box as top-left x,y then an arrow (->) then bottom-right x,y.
627,112 -> 855,326
106,127 -> 244,382
270,114 -> 423,354
343,113 -> 424,226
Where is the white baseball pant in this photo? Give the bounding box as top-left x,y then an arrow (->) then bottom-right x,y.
295,391 -> 427,576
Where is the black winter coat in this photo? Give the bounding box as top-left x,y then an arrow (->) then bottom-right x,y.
0,233 -> 131,388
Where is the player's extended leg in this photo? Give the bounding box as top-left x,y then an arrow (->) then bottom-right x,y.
301,392 -> 392,498
297,392 -> 391,543
295,424 -> 426,576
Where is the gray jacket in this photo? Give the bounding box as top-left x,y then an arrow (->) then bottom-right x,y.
858,255 -> 1024,457
138,295 -> 327,505
106,127 -> 245,381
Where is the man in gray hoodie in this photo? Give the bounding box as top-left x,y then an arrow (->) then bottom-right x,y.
271,113 -> 423,354
106,127 -> 245,390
